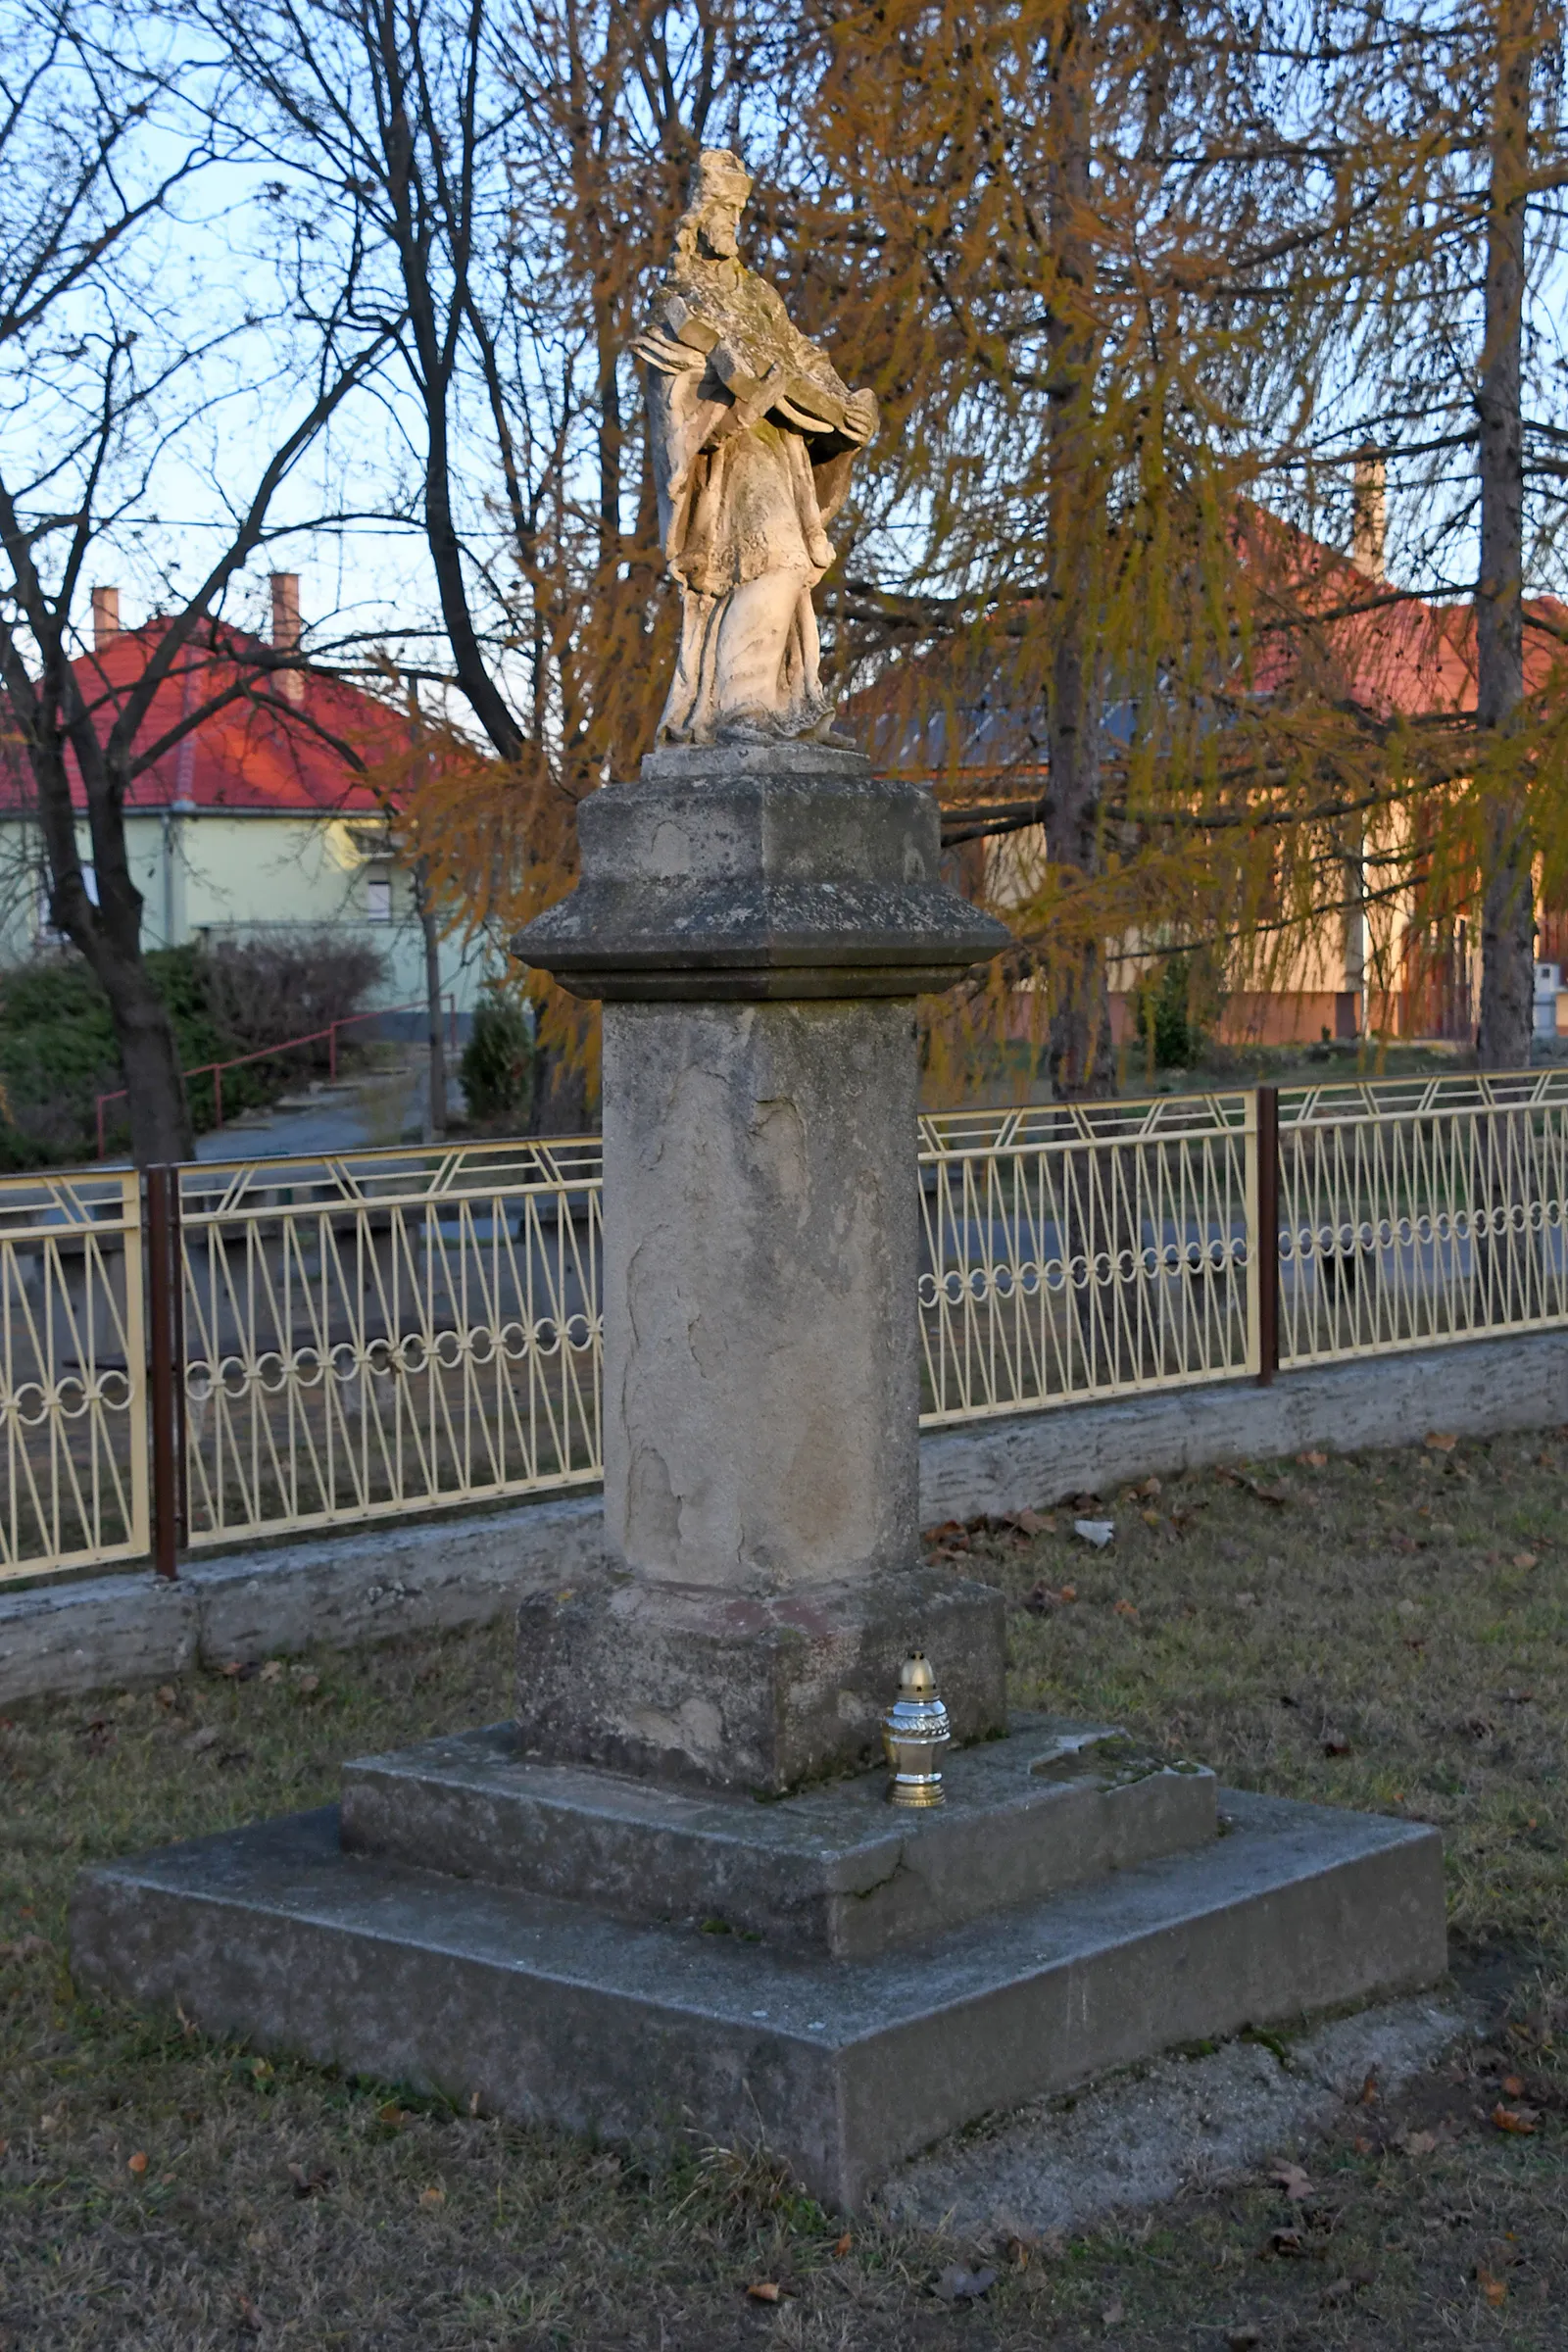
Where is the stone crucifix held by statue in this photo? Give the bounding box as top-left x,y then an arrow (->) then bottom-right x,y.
633,149 -> 878,745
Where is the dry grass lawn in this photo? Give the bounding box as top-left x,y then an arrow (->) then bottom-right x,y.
2,1426 -> 1565,2348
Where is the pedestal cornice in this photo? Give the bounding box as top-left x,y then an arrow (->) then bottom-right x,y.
511,747 -> 1010,1003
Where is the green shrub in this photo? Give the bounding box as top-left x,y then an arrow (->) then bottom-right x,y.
0,937 -> 382,1168
460,987 -> 533,1128
1134,958 -> 1206,1070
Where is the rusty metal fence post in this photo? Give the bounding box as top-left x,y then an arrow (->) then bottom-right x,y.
1254,1085 -> 1281,1385
145,1163 -> 186,1577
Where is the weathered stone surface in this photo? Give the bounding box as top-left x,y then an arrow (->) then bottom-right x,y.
514,1566 -> 1006,1795
512,755 -> 1007,1003
603,996 -> 922,1594
72,1788 -> 1446,2211
340,1715 -> 1217,1959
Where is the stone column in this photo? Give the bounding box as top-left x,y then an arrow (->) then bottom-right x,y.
512,742 -> 1010,1794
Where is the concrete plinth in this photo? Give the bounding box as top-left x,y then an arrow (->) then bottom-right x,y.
514,1568 -> 1005,1795
73,1769 -> 1446,2212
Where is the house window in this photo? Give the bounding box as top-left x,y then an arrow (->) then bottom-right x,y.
366,874 -> 392,923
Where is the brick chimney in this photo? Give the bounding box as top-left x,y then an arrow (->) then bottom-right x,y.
91,585 -> 121,652
270,571 -> 305,705
1350,453 -> 1386,583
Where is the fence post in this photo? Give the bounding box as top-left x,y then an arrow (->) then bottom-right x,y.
146,1163 -> 186,1578
1254,1084 -> 1280,1386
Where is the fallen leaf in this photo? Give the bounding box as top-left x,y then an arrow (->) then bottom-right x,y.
288,2160 -> 331,2197
1262,2227 -> 1304,2257
293,1671 -> 321,1695
1235,1591 -> 1257,1608
1502,2075 -> 1525,2096
1400,2129 -> 1439,2156
126,2150 -> 148,2176
377,2102 -> 409,2128
1112,1597 -> 1140,1619
1059,1583 -> 1077,1602
1271,2161 -> 1312,2200
1141,1508 -> 1161,1528
1476,2266 -> 1508,2307
1074,1518 -> 1115,1546
417,2184 -> 445,2207
1424,1431 -> 1457,1451
933,2264 -> 996,2302
1352,2134 -> 1374,2155
1296,1449 -> 1328,1468
1101,2295 -> 1125,2326
1490,2102 -> 1539,2134
1511,1551 -> 1538,1570
259,1660 -> 284,1684
1358,2069 -> 1380,2105
1250,1483 -> 1291,1506
746,2282 -> 782,2303
1012,1507 -> 1046,1536
155,1686 -> 177,1710
1139,1475 -> 1162,1496
833,2232 -> 852,2258
1320,2277 -> 1355,2304
186,1725 -> 219,1753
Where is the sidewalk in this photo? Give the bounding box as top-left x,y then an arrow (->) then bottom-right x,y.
191,1056 -> 466,1162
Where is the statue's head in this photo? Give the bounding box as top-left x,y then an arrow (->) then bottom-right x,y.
674,149 -> 752,266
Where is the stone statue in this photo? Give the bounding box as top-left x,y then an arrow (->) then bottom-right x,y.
633,149 -> 878,746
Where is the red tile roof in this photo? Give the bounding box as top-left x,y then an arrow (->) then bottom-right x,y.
0,619 -> 405,814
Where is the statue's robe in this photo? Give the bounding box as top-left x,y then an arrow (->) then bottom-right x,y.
634,260 -> 862,745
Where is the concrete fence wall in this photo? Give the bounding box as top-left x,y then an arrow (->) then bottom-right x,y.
3,1325 -> 1562,1708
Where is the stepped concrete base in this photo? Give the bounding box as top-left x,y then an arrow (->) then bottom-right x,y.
340,1716 -> 1217,1958
73,1781 -> 1445,2209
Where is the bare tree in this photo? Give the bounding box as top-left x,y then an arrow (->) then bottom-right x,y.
0,0 -> 399,1160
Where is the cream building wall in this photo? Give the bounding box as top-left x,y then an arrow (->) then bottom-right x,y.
0,809 -> 483,1021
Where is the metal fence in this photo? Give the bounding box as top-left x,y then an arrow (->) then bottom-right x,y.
172,1141 -> 602,1554
915,1095 -> 1259,1420
3,1066 -> 1566,1582
0,1170 -> 146,1576
1277,1069 -> 1568,1364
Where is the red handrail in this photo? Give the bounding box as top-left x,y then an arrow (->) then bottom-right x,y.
96,999 -> 458,1158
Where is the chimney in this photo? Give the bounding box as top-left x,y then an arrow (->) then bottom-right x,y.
91,585 -> 121,653
1350,452 -> 1386,583
270,571 -> 305,705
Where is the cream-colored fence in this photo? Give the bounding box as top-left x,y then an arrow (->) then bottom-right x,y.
916,1096 -> 1259,1421
1277,1069 -> 1568,1365
0,1170 -> 146,1580
176,1140 -> 602,1548
7,1069 -> 1568,1582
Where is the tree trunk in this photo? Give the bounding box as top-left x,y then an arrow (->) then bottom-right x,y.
1045,1 -> 1113,1101
415,858 -> 447,1145
1474,0 -> 1533,1070
92,942 -> 192,1165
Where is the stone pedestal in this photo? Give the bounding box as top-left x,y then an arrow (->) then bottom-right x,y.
511,742 -> 1011,1791
71,738 -> 1449,2212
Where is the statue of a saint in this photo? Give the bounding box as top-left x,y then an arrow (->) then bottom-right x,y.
633,150 -> 878,746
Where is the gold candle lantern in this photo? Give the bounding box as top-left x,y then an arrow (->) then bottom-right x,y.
882,1651 -> 950,1808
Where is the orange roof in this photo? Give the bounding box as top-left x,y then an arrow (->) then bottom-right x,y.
0,619 -> 404,814
1235,505 -> 1568,720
